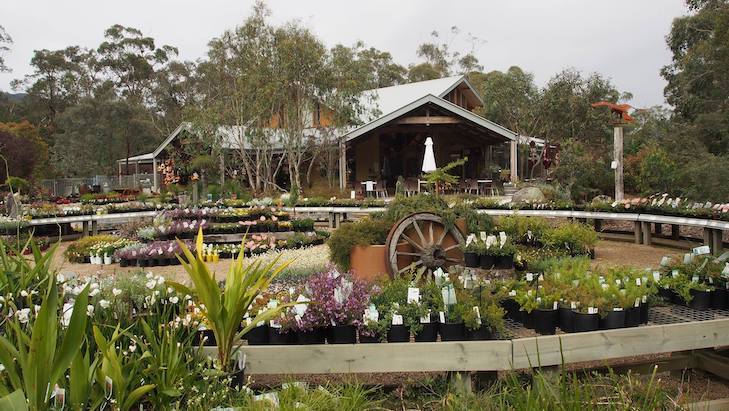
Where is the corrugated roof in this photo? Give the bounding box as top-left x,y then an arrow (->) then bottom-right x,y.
360,75 -> 465,121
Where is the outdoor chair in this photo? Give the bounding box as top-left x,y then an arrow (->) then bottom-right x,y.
404,178 -> 419,196
375,180 -> 388,198
463,179 -> 480,195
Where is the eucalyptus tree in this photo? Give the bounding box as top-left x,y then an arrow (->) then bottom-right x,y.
0,25 -> 12,73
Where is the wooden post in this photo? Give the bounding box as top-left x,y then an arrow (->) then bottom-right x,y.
328,212 -> 335,229
152,157 -> 158,192
712,229 -> 723,256
704,228 -> 713,251
91,220 -> 98,236
641,222 -> 651,245
509,140 -> 518,183
613,126 -> 624,201
634,221 -> 642,244
654,223 -> 662,236
593,219 -> 602,232
338,139 -> 347,191
671,224 -> 680,241
82,221 -> 89,237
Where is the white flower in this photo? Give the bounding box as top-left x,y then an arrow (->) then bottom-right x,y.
112,288 -> 122,297
129,344 -> 137,353
167,287 -> 173,294
16,308 -> 30,324
86,305 -> 95,317
0,364 -> 5,372
146,272 -> 154,279
156,276 -> 165,285
34,305 -> 41,314
56,273 -> 65,283
99,299 -> 110,309
146,280 -> 156,290
20,290 -> 28,298
89,288 -> 100,297
61,302 -> 74,327
169,296 -> 179,304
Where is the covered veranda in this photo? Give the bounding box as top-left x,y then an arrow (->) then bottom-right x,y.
338,95 -> 518,195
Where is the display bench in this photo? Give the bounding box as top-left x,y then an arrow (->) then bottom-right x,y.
203,305 -> 729,380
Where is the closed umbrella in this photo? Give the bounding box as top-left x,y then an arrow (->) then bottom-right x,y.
422,137 -> 437,173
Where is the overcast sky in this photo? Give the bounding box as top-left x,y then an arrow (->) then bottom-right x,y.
0,0 -> 688,108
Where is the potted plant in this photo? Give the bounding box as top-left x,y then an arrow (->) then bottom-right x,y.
597,290 -> 626,330
461,238 -> 481,268
167,228 -> 294,374
439,298 -> 467,341
572,305 -> 600,332
412,281 -> 443,342
463,285 -> 505,341
514,289 -> 537,329
532,292 -> 559,335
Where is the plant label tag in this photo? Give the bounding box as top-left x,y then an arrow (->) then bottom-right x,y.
350,190 -> 356,199
634,298 -> 640,308
538,274 -> 544,282
509,289 -> 517,297
615,279 -> 621,285
635,278 -> 641,286
439,311 -> 446,323
571,301 -> 577,309
672,270 -> 679,278
692,276 -> 699,283
473,306 -> 482,325
480,231 -> 488,242
553,301 -> 558,310
722,263 -> 729,277
527,230 -> 533,241
660,256 -> 671,266
601,283 -> 609,290
693,245 -> 711,256
642,295 -> 647,303
598,276 -> 605,284
420,310 -> 431,324
434,268 -> 445,286
684,253 -> 694,264
709,277 -> 714,284
611,160 -> 618,169
717,252 -> 729,263
642,276 -> 649,285
653,271 -> 661,282
466,234 -> 476,246
613,307 -> 623,312
407,287 -> 420,304
526,273 -> 534,282
391,314 -> 403,326
588,307 -> 598,314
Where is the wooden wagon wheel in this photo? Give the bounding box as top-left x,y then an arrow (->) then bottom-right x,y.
384,212 -> 466,278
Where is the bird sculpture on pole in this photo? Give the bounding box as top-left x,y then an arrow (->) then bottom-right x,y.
591,101 -> 635,201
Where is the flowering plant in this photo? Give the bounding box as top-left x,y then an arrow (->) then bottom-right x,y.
296,269 -> 370,331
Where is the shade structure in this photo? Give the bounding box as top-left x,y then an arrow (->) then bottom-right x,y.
422,137 -> 437,172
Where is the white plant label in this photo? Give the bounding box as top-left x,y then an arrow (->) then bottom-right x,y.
570,301 -> 577,309
722,263 -> 729,277
420,310 -> 431,324
684,253 -> 694,264
553,301 -> 558,310
439,311 -> 446,323
613,307 -> 623,312
653,271 -> 661,282
635,278 -> 642,286
642,295 -> 647,303
709,277 -> 714,284
527,230 -> 533,241
634,298 -> 640,308
526,273 -> 534,282
407,287 -> 420,304
466,234 -> 476,246
692,276 -> 699,283
672,270 -> 679,278
660,256 -> 671,266
693,245 -> 711,256
588,307 -> 598,314
391,314 -> 403,326
473,306 -> 482,325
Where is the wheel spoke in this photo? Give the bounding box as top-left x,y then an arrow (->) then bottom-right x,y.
401,233 -> 424,251
428,222 -> 434,246
396,251 -> 421,257
398,260 -> 422,273
436,227 -> 448,246
412,220 -> 427,246
444,257 -> 460,263
443,243 -> 461,252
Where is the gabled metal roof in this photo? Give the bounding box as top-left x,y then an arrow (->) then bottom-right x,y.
344,94 -> 517,142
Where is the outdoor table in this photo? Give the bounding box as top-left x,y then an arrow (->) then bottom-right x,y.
417,179 -> 428,193
478,179 -> 495,195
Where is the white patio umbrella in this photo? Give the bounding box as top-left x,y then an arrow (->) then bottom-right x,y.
422,137 -> 437,173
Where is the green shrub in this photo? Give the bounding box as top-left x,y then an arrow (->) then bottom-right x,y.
496,215 -> 551,243
327,217 -> 389,271
542,222 -> 598,254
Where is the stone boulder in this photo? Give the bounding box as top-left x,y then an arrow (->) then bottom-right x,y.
591,195 -> 613,205
511,187 -> 546,203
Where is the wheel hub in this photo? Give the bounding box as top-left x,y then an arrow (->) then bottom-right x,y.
421,245 -> 446,268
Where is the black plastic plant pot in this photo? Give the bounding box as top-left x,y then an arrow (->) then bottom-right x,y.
521,310 -> 535,329
414,322 -> 439,342
534,308 -> 557,335
439,322 -> 466,341
296,327 -> 326,345
599,310 -> 626,330
267,327 -> 294,345
625,307 -> 640,327
359,333 -> 380,343
658,287 -> 673,302
193,329 -> 216,346
501,299 -> 520,321
639,303 -> 650,324
496,255 -> 514,269
479,254 -> 495,269
245,325 -> 269,345
155,258 -> 168,266
119,259 -> 129,267
689,289 -> 712,311
329,325 -> 357,344
139,259 -> 150,267
711,288 -> 728,310
558,307 -> 574,333
387,325 -> 410,343
229,367 -> 246,389
573,312 -> 599,332
467,326 -> 493,340
464,252 -> 479,268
